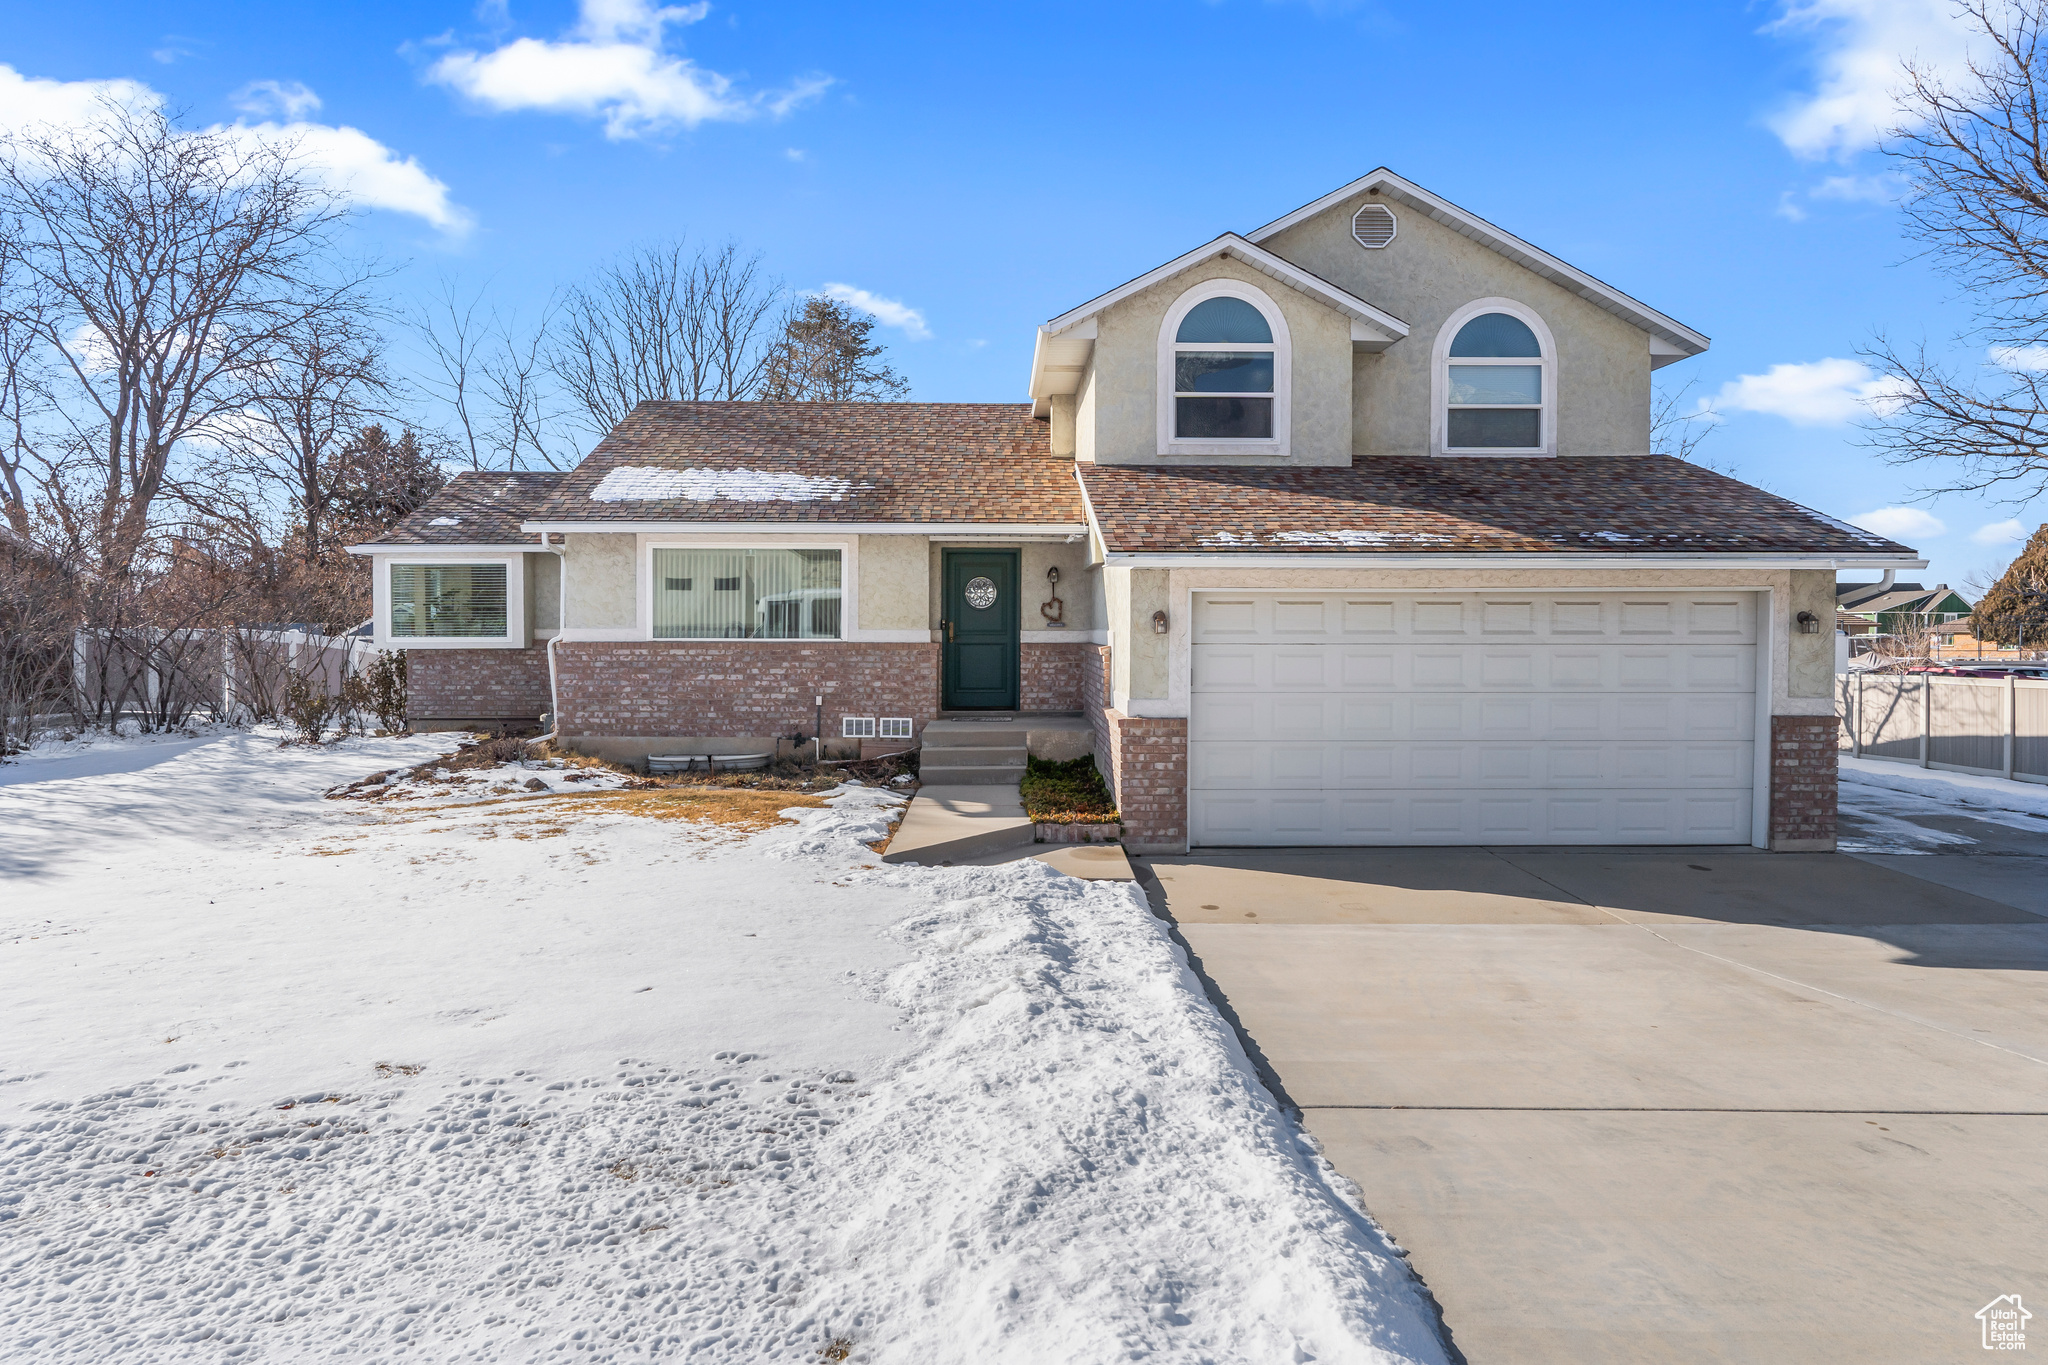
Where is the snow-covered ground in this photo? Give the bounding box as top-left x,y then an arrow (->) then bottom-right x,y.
0,729 -> 1445,1363
1838,755 -> 2048,853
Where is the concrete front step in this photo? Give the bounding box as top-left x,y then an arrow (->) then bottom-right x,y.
880,784 -> 1036,864
920,765 -> 1025,786
919,736 -> 1026,789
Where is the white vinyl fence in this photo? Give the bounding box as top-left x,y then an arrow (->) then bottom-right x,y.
1837,672 -> 2048,786
73,626 -> 378,728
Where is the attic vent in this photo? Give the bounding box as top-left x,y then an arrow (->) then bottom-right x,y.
1352,203 -> 1397,249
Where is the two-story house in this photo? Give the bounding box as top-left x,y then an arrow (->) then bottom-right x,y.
349,170 -> 1923,854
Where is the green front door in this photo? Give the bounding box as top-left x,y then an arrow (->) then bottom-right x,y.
942,549 -> 1020,711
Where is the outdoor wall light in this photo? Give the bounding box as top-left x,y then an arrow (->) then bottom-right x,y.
1796,610 -> 1822,635
1152,609 -> 1169,634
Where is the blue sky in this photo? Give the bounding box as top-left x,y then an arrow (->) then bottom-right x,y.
4,0 -> 2040,588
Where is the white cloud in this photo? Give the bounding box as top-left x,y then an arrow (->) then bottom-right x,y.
1712,356 -> 1914,425
1850,506 -> 1947,540
223,120 -> 472,235
1765,0 -> 1978,159
0,64 -> 466,235
1774,190 -> 1809,222
1810,171 -> 1903,201
0,62 -> 159,131
232,79 -> 322,120
429,0 -> 827,139
820,283 -> 930,340
1972,518 -> 2029,545
1990,344 -> 2048,371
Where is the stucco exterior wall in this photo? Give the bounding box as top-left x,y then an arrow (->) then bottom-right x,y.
1074,362 -> 1098,464
856,533 -> 928,633
1260,193 -> 1654,457
1048,393 -> 1077,458
1083,256 -> 1353,467
1105,566 -> 1173,706
1787,569 -> 1837,698
563,532 -> 636,630
529,550 -> 561,634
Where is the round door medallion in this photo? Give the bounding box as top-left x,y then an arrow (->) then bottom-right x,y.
964,576 -> 998,610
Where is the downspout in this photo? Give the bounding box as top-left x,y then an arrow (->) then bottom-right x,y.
538,532 -> 567,744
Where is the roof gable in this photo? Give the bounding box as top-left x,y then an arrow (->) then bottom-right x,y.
1246,169 -> 1709,362
1029,234 -> 1409,413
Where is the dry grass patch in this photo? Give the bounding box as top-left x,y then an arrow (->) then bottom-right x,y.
559,788 -> 830,832
397,787 -> 830,834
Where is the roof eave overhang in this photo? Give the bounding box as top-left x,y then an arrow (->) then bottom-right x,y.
1099,551 -> 1927,570
1028,235 -> 1409,406
345,542 -> 536,556
519,520 -> 1089,536
1245,169 -> 1711,360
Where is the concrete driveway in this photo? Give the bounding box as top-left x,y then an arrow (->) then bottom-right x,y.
1138,813 -> 2048,1363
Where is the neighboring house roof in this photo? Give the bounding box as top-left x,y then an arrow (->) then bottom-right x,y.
372,471 -> 566,547
1076,457 -> 1916,557
1836,582 -> 1970,615
1244,168 -> 1711,366
523,402 -> 1087,529
1837,579 -> 1922,609
1028,234 -> 1410,416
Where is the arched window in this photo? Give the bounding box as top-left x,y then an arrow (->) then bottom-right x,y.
1158,283 -> 1289,454
1435,300 -> 1554,456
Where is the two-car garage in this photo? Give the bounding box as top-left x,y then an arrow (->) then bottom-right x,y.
1187,590 -> 1763,846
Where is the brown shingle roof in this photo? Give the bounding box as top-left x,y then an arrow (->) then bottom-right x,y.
377,471 -> 565,546
1078,457 -> 1912,555
527,402 -> 1083,525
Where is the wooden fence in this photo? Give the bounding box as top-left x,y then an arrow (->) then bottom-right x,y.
1836,672 -> 2048,786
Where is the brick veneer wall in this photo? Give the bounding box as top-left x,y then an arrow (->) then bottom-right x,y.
1078,642 -> 1188,852
406,647 -> 552,729
1020,641 -> 1089,712
1769,714 -> 1838,851
1106,715 -> 1188,853
1082,645 -> 1113,768
555,641 -> 939,737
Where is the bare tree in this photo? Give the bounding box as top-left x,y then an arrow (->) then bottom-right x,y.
1649,375 -> 1723,467
548,240 -> 783,433
0,101 -> 372,575
414,283 -> 572,470
1862,0 -> 2048,498
196,312 -> 393,563
759,295 -> 910,402
0,234 -> 52,540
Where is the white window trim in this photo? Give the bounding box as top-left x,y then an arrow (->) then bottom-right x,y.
1157,279 -> 1292,458
374,552 -> 527,650
636,536 -> 860,642
1431,297 -> 1557,458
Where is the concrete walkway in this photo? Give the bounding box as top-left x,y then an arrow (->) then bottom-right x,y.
1139,841 -> 2048,1363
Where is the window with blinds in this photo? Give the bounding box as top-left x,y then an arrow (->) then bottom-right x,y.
651,548 -> 842,639
389,563 -> 510,638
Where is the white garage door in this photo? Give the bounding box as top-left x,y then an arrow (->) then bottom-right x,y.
1189,591 -> 1760,846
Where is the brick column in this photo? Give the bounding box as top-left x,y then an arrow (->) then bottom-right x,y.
1109,715 -> 1188,853
1768,714 -> 1838,851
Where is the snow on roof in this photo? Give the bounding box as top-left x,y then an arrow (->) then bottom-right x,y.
588,466 -> 873,504
427,516 -> 462,526
1198,528 -> 1454,548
